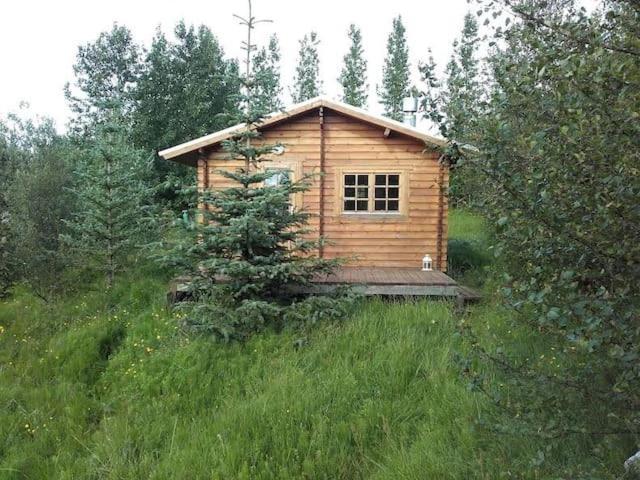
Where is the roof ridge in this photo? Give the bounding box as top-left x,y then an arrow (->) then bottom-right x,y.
159,97 -> 446,163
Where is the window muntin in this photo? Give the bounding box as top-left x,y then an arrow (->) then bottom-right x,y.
343,173 -> 401,213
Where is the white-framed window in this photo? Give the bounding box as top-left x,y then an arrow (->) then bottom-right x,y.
343,173 -> 401,213
264,168 -> 291,187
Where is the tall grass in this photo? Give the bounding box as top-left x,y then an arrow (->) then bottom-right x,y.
0,211 -> 625,479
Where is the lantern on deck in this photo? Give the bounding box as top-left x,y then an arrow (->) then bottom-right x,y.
422,254 -> 433,271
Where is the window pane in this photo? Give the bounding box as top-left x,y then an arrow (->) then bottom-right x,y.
357,187 -> 368,199
375,174 -> 386,185
387,200 -> 399,211
388,187 -> 399,199
388,174 -> 399,185
374,200 -> 386,211
344,187 -> 355,198
345,174 -> 356,186
356,200 -> 368,211
375,187 -> 386,199
357,175 -> 369,186
344,200 -> 355,211
265,169 -> 289,187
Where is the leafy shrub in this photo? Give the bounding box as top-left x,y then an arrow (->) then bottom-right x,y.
447,238 -> 489,277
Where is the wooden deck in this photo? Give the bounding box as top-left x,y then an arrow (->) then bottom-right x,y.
311,267 -> 477,299
168,268 -> 480,303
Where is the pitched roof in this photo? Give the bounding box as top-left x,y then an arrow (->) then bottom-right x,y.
158,96 -> 447,166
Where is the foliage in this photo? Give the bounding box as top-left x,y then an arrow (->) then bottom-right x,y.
0,112 -> 70,298
0,120 -> 14,296
252,34 -> 284,113
418,14 -> 485,208
443,13 -> 483,143
133,22 -> 241,199
378,16 -> 410,121
338,24 -> 368,107
64,24 -> 142,136
447,238 -> 490,278
455,0 -> 640,466
442,13 -> 486,207
133,21 -> 240,153
62,120 -> 153,290
162,4 -> 346,340
5,144 -> 75,300
0,251 -> 628,478
0,211 -> 12,298
291,31 -> 322,102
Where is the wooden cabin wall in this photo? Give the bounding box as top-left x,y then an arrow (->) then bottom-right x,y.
198,109 -> 448,271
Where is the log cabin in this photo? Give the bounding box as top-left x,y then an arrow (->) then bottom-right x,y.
160,97 -> 463,297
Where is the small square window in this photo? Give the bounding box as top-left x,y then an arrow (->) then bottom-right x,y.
343,173 -> 401,213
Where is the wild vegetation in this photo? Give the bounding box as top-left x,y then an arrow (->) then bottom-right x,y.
0,210 -> 627,479
0,0 -> 638,477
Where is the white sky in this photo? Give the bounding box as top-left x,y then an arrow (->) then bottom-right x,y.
1,0 -> 473,132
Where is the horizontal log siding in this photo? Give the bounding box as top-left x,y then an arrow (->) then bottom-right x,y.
199,108 -> 448,270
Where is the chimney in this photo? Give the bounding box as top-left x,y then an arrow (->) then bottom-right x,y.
402,97 -> 418,127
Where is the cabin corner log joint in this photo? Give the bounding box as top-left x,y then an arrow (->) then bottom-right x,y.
160,96 -> 451,277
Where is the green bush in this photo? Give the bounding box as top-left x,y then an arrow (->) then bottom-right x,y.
447,238 -> 489,277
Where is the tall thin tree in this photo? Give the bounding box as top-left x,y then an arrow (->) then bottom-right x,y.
291,32 -> 322,102
378,16 -> 410,121
252,34 -> 283,113
338,24 -> 368,107
443,12 -> 482,142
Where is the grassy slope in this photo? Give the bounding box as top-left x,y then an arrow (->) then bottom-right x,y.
0,210 -> 621,479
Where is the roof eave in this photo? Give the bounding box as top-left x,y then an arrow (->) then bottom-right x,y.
158,96 -> 448,165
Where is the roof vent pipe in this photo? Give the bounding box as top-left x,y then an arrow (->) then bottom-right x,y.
402,97 -> 418,127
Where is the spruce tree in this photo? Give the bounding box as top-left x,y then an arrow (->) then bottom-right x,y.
379,16 -> 410,121
338,24 -> 368,107
167,2 -> 348,340
291,32 -> 322,102
252,34 -> 283,113
63,118 -> 152,290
